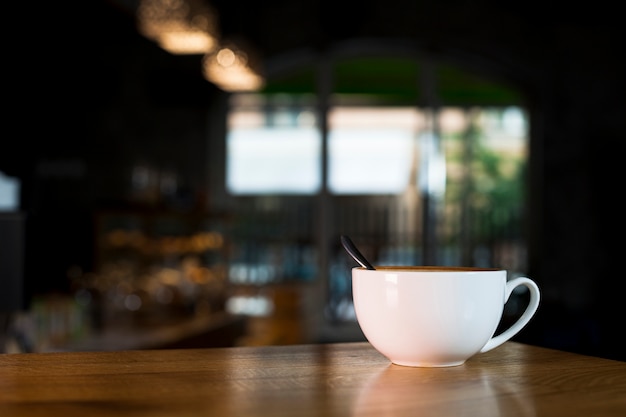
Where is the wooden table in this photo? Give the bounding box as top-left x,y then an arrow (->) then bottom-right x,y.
1,342 -> 624,416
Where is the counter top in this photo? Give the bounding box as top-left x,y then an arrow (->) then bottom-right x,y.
1,341 -> 625,416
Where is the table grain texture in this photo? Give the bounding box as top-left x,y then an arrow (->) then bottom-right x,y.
1,341 -> 625,417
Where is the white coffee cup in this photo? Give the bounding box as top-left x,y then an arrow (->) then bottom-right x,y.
352,266 -> 540,367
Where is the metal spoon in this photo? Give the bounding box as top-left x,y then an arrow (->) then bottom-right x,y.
340,235 -> 376,270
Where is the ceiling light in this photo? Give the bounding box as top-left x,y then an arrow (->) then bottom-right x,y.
202,45 -> 265,92
137,0 -> 219,55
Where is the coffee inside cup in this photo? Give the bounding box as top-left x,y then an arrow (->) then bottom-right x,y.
365,265 -> 501,272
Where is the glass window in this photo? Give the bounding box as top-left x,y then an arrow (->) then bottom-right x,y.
328,106 -> 424,194
226,94 -> 320,195
227,127 -> 321,194
223,72 -> 529,331
0,171 -> 20,211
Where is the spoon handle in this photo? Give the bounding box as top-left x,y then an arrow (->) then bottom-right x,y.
340,235 -> 376,270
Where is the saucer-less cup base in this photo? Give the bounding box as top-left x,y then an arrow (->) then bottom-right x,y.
352,266 -> 540,367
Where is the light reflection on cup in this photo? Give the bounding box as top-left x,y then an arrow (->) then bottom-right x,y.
352,365 -> 536,417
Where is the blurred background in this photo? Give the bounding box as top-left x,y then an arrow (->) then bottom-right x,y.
1,0 -> 624,360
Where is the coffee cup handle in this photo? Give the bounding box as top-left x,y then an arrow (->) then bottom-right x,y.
480,277 -> 541,353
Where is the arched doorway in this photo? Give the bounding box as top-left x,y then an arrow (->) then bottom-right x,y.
214,40 -> 529,342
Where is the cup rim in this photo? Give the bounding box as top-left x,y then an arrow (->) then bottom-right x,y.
354,265 -> 504,272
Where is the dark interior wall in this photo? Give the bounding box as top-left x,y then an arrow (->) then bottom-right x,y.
4,1 -> 626,360
525,29 -> 626,360
5,1 -> 224,295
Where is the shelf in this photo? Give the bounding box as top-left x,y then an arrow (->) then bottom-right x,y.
45,312 -> 248,352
